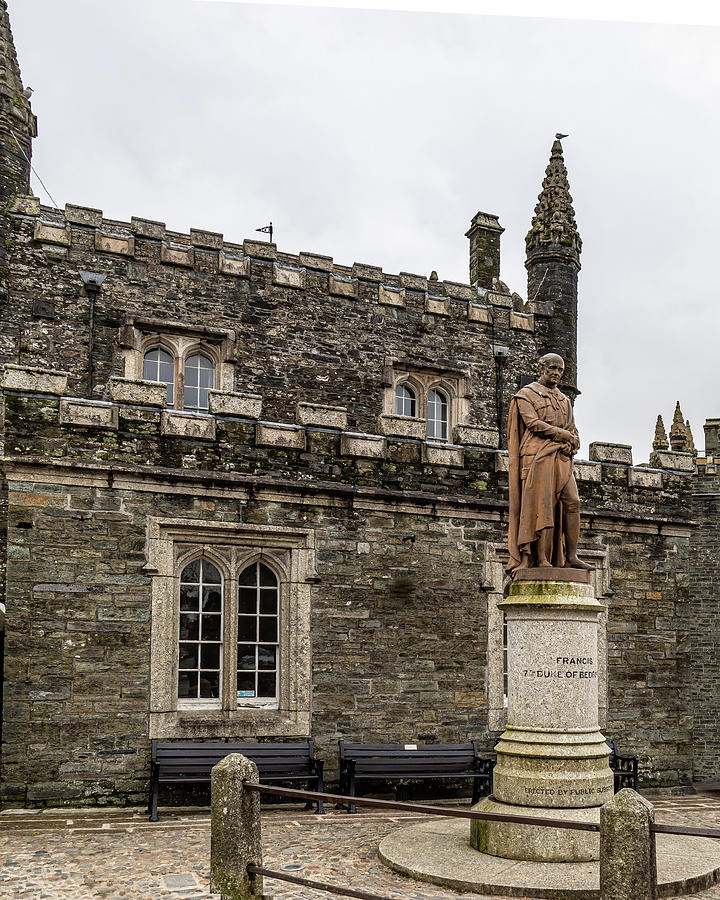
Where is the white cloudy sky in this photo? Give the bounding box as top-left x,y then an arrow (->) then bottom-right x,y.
10,0 -> 720,461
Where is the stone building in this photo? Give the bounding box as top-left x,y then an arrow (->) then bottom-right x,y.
0,0 -> 717,807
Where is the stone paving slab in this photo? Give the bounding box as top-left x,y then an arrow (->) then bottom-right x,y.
0,795 -> 719,899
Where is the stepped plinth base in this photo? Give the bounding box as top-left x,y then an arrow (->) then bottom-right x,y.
470,796 -> 599,862
379,818 -> 720,899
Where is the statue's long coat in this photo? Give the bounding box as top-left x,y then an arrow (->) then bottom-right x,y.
507,382 -> 579,574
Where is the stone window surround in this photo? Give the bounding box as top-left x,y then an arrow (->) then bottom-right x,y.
484,542 -> 610,733
382,362 -> 469,440
120,317 -> 236,409
146,518 -> 315,740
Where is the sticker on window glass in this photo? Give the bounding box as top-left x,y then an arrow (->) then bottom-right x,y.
404,744 -> 418,750
237,690 -> 256,698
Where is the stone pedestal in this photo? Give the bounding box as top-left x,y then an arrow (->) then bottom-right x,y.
471,571 -> 613,862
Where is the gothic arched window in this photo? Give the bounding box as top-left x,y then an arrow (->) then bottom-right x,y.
178,558 -> 223,702
184,353 -> 215,412
237,562 -> 279,701
143,347 -> 175,407
394,383 -> 416,417
427,388 -> 449,440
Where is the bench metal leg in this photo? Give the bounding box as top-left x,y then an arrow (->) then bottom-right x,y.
348,770 -> 357,814
149,774 -> 160,822
314,763 -> 325,814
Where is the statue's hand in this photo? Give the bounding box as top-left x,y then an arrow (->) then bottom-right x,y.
557,428 -> 576,444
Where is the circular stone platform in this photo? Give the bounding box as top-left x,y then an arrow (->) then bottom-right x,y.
378,819 -> 720,899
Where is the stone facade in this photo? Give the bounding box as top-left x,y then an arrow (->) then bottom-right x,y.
0,0 -> 716,809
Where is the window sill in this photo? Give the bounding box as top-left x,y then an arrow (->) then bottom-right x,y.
149,706 -> 309,740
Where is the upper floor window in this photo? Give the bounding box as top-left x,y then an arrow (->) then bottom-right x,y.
383,365 -> 465,442
142,347 -> 215,412
394,384 -> 416,417
143,348 -> 175,407
184,353 -> 215,412
427,388 -> 449,440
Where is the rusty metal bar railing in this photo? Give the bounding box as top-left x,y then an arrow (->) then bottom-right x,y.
244,781 -> 720,841
243,780 -> 599,831
247,864 -> 394,899
652,821 -> 720,839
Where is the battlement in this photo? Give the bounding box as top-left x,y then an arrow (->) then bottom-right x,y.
1,365 -> 695,500
13,197 -> 533,328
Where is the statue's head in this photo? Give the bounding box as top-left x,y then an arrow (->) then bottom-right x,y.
538,353 -> 565,387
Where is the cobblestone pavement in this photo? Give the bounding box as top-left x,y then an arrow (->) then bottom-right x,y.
1,793 -> 720,900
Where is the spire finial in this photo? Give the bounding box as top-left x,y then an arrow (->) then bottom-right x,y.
525,136 -> 582,261
653,415 -> 669,452
669,401 -> 688,452
685,419 -> 697,457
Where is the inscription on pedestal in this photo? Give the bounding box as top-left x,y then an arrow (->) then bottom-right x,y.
522,655 -> 597,680
523,784 -> 612,800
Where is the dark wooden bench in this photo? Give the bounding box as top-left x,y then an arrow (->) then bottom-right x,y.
607,739 -> 639,791
149,739 -> 325,821
338,740 -> 494,813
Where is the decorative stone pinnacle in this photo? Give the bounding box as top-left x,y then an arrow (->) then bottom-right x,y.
653,415 -> 669,452
525,138 -> 582,260
669,401 -> 688,452
0,1 -> 30,105
685,419 -> 697,457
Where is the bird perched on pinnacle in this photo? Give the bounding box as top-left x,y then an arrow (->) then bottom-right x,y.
555,132 -> 569,140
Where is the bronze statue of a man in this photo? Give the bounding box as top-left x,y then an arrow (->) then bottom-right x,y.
507,353 -> 591,575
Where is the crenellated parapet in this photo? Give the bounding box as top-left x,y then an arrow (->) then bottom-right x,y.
13,198 -> 535,333
1,365 -> 695,509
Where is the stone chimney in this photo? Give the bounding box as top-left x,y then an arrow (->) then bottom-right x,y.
466,211 -> 504,290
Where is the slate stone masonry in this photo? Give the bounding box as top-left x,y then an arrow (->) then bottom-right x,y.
0,0 -> 715,809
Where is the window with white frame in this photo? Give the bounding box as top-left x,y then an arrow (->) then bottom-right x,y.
383,366 -> 466,441
119,317 -> 235,409
183,352 -> 215,411
394,383 -> 416,417
143,348 -> 175,407
237,562 -> 279,701
178,558 -> 223,702
427,388 -> 449,440
142,346 -> 215,411
147,519 -> 314,739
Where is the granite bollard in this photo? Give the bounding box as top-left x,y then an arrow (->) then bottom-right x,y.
600,789 -> 657,900
210,754 -> 264,900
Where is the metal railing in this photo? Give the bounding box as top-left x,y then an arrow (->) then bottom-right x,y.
210,758 -> 720,900
243,781 -> 720,840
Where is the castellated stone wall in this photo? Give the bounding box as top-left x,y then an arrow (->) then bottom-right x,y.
688,471 -> 720,782
3,200 -> 539,439
0,372 -> 696,806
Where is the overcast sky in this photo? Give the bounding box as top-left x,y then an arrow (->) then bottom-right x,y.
10,1 -> 720,461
